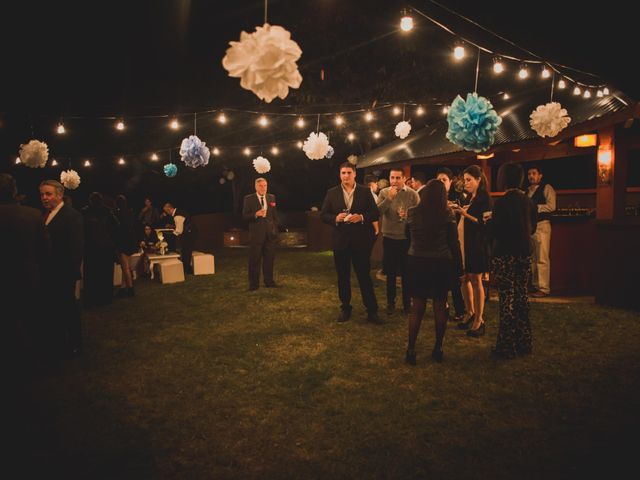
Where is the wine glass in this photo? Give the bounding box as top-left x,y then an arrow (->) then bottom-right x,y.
397,202 -> 406,222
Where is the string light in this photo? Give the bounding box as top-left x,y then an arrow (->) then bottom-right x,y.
518,65 -> 529,79
558,79 -> 566,89
115,120 -> 125,131
217,113 -> 227,124
603,87 -> 610,95
150,153 -> 159,161
573,86 -> 582,95
583,90 -> 591,99
212,147 -> 220,156
243,147 -> 251,156
51,159 -> 58,166
442,106 -> 449,115
392,106 -> 401,116
56,123 -> 66,134
170,119 -> 179,130
258,115 -> 269,127
15,157 -> 20,164
271,146 -> 279,155
296,117 -> 305,128
297,141 -> 303,149
416,106 -> 425,116
400,11 -> 414,32
364,111 -> 373,122
118,157 -> 126,165
347,133 -> 355,141
541,66 -> 551,79
503,92 -> 510,100
373,131 -> 381,139
453,45 -> 465,60
596,90 -> 604,98
84,160 -> 91,167
334,115 -> 344,126
493,58 -> 504,74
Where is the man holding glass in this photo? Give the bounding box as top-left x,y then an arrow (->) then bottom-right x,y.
376,168 -> 419,315
243,177 -> 278,291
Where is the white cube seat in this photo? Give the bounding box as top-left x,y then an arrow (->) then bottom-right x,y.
192,251 -> 215,275
156,259 -> 185,284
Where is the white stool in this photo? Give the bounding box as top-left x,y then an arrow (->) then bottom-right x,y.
156,259 -> 185,284
192,251 -> 215,275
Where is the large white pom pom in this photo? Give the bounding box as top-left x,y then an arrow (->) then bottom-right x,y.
60,169 -> 81,190
394,121 -> 411,139
303,132 -> 330,160
347,154 -> 358,165
253,156 -> 271,174
19,140 -> 49,168
222,23 -> 303,103
529,102 -> 571,138
179,135 -> 210,168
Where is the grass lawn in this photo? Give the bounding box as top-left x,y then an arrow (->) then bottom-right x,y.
14,248 -> 640,479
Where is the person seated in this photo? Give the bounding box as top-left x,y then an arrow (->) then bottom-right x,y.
140,224 -> 159,253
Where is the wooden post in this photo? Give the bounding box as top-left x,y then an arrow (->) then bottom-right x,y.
596,126 -> 628,220
479,157 -> 491,192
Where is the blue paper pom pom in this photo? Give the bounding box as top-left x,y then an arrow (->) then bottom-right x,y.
179,135 -> 211,168
446,93 -> 502,152
164,163 -> 178,177
325,146 -> 334,159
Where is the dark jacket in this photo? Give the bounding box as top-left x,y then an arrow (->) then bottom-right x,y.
488,190 -> 538,257
320,183 -> 379,250
242,193 -> 278,241
463,190 -> 491,260
408,209 -> 463,276
45,203 -> 84,282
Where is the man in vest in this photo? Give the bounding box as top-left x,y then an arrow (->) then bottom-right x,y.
163,203 -> 195,274
527,165 -> 556,297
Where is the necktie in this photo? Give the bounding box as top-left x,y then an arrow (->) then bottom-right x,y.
260,196 -> 265,209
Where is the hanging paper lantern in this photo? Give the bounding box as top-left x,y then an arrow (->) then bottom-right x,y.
226,170 -> 235,181
19,140 -> 49,168
179,135 -> 210,168
222,23 -> 303,103
219,177 -> 226,184
395,121 -> 411,139
164,163 -> 178,178
529,102 -> 571,138
253,156 -> 271,174
325,146 -> 335,159
347,154 -> 358,165
446,93 -> 502,152
303,132 -> 330,160
60,169 -> 80,190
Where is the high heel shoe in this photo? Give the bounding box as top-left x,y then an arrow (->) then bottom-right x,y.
466,321 -> 485,337
457,313 -> 475,330
431,347 -> 444,363
405,349 -> 417,366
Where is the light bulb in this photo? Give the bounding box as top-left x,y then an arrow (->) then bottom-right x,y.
170,119 -> 179,130
15,157 -> 21,164
442,106 -> 449,115
583,90 -> 591,99
212,147 -> 220,156
271,146 -> 279,155
518,66 -> 529,79
503,92 -> 510,100
84,160 -> 91,167
573,86 -> 581,95
56,123 -> 66,134
297,141 -> 303,149
365,111 -> 373,122
347,133 -> 355,141
51,159 -> 58,166
151,153 -> 159,161
541,66 -> 551,79
258,115 -> 268,127
558,79 -> 566,89
243,147 -> 251,156
116,120 -> 125,131
217,113 -> 227,124
596,90 -> 604,98
118,157 -> 125,165
603,87 -> 610,95
493,60 -> 504,74
392,106 -> 401,116
373,131 -> 381,139
416,106 -> 425,116
453,46 -> 465,60
335,116 -> 344,126
400,15 -> 413,32
296,117 -> 305,128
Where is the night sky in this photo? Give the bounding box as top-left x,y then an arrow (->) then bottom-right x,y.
1,0 -> 635,213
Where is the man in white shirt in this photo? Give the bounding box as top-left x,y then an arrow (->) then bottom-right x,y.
162,203 -> 195,274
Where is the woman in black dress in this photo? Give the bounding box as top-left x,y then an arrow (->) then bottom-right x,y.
405,180 -> 463,364
115,195 -> 138,297
453,165 -> 491,337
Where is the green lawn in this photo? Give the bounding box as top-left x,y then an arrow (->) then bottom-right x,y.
15,249 -> 640,479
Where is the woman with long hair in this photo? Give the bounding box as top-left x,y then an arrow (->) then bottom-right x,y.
453,165 -> 492,337
405,180 -> 463,364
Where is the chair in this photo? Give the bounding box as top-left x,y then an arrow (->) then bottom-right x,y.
155,259 -> 185,284
192,251 -> 215,275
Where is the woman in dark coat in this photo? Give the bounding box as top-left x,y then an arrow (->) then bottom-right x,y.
115,195 -> 138,297
452,165 -> 492,337
487,163 -> 538,358
405,180 -> 463,364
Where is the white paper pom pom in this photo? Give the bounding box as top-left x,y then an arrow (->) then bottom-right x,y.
529,102 -> 571,138
347,154 -> 358,165
19,140 -> 49,168
394,121 -> 411,139
60,169 -> 81,190
303,132 -> 330,160
222,23 -> 303,103
253,156 -> 271,174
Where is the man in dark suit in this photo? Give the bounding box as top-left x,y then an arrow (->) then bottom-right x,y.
162,202 -> 195,274
321,162 -> 381,323
242,177 -> 278,290
40,179 -> 84,358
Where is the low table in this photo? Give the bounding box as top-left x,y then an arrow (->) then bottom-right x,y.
146,252 -> 180,279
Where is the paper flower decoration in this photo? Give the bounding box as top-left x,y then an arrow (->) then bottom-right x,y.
222,23 -> 303,103
60,169 -> 80,190
347,154 -> 358,165
226,170 -> 235,181
303,132 -> 330,160
529,102 -> 571,138
19,140 -> 49,168
164,163 -> 178,178
253,156 -> 271,174
219,177 -> 226,184
179,135 -> 210,168
395,121 -> 411,139
325,146 -> 335,159
446,93 -> 502,152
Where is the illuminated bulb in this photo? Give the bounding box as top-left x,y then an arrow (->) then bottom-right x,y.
217,113 -> 227,124
116,120 -> 125,131
335,116 -> 344,126
541,66 -> 551,79
518,66 -> 529,79
364,111 -> 373,122
416,106 -> 425,116
297,141 -> 303,149
347,133 -> 355,141
442,106 -> 449,115
503,92 -> 510,100
373,131 -> 381,139
118,157 -> 126,165
258,115 -> 269,127
56,123 -> 66,134
212,147 -> 220,156
84,160 -> 91,167
51,159 -> 58,166
400,15 -> 413,32
392,106 -> 401,116
230,236 -> 235,241
243,147 -> 251,156
453,45 -> 465,60
296,117 -> 305,128
583,90 -> 591,99
151,153 -> 159,161
558,79 -> 566,89
493,60 -> 504,74
170,119 -> 179,130
603,87 -> 610,95
596,90 -> 604,98
271,146 -> 279,155
15,157 -> 21,164
573,86 -> 581,95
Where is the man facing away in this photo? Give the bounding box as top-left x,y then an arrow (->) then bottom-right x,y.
527,165 -> 556,297
242,178 -> 278,290
321,162 -> 381,323
376,168 -> 419,315
162,202 -> 195,274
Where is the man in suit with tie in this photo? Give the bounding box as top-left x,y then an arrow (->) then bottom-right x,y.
39,179 -> 84,358
242,178 -> 278,290
321,162 -> 381,323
